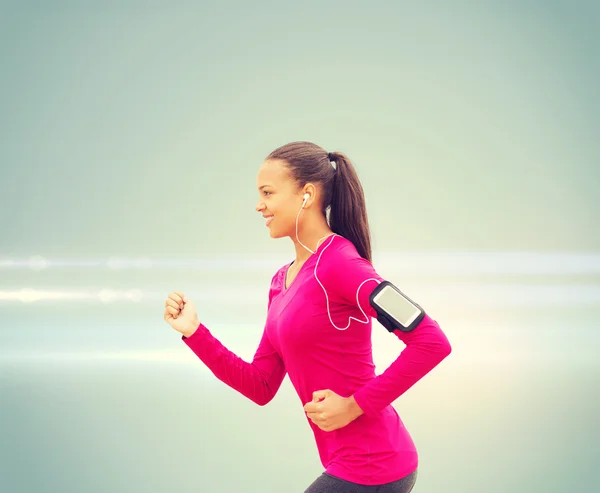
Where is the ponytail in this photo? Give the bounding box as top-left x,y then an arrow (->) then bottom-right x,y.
328,152 -> 372,262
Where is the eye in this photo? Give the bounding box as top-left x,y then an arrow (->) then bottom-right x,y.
263,190 -> 272,196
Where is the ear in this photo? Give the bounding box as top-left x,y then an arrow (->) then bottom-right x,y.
302,183 -> 317,207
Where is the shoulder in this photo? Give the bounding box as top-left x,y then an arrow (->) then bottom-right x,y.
321,234 -> 361,262
315,235 -> 382,303
317,235 -> 374,278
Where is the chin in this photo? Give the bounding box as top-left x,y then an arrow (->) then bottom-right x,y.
268,226 -> 289,239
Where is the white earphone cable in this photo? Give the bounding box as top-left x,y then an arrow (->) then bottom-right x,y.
296,194 -> 381,331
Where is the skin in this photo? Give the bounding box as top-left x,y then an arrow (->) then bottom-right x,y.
255,158 -> 334,269
163,158 -> 364,431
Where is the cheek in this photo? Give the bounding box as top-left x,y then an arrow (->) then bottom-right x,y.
271,210 -> 295,235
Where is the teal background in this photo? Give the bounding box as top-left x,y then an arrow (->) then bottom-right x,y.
1,2 -> 598,492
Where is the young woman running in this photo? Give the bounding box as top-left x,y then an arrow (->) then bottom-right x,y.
163,141 -> 452,492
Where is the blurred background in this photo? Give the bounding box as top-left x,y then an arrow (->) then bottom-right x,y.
1,1 -> 598,492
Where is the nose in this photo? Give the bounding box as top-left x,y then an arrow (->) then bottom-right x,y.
256,200 -> 265,212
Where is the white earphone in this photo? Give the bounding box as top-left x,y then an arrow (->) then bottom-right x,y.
294,192 -> 381,331
302,193 -> 310,208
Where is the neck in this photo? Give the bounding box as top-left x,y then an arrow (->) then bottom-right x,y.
291,214 -> 334,265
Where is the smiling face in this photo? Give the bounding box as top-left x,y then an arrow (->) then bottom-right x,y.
255,159 -> 306,239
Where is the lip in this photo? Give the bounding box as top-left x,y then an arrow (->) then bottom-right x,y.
263,215 -> 274,227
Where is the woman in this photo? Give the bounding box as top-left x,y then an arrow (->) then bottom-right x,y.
163,141 -> 452,492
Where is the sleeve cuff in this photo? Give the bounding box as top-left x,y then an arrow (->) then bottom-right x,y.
352,389 -> 380,417
181,322 -> 205,343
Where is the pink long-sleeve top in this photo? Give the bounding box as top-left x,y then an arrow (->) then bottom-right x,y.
182,234 -> 452,485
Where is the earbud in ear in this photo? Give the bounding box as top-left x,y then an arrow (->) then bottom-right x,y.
302,193 -> 310,209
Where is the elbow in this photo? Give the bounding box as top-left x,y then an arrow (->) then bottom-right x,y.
441,338 -> 452,359
429,316 -> 452,360
252,390 -> 275,407
425,338 -> 451,370
255,397 -> 271,406
436,333 -> 452,362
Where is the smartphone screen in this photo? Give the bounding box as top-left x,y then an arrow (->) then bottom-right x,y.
371,284 -> 422,327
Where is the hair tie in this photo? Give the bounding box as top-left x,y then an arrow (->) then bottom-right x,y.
328,152 -> 337,171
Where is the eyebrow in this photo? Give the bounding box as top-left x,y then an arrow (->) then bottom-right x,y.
258,185 -> 274,190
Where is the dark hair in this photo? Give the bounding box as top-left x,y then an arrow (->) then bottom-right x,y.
266,141 -> 372,262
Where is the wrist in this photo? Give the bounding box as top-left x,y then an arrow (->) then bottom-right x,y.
183,319 -> 201,338
347,395 -> 364,420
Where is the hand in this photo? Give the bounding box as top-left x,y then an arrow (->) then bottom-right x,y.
163,291 -> 200,338
303,389 -> 364,432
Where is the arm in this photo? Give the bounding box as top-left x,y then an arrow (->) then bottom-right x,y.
324,247 -> 452,417
181,282 -> 286,406
352,313 -> 451,416
182,323 -> 286,406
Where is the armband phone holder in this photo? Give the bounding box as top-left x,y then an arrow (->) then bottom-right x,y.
369,281 -> 425,333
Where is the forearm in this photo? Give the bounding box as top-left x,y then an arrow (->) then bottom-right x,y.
182,322 -> 284,406
353,314 -> 451,416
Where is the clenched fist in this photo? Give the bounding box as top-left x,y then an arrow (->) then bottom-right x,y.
163,290 -> 200,338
